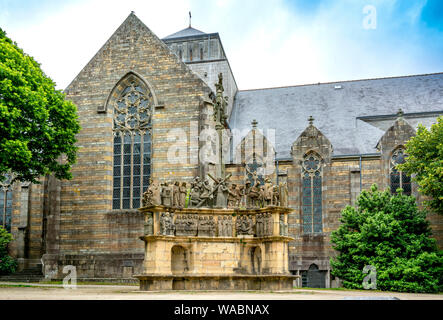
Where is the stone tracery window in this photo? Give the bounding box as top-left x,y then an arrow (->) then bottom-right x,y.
0,175 -> 13,232
113,80 -> 153,210
390,148 -> 411,195
301,153 -> 322,234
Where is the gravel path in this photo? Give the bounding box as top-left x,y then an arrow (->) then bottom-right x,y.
0,282 -> 441,300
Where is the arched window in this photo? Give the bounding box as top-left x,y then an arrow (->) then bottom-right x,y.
390,148 -> 411,195
0,175 -> 13,232
302,153 -> 322,233
113,79 -> 153,210
189,48 -> 193,61
200,47 -> 203,60
178,49 -> 182,60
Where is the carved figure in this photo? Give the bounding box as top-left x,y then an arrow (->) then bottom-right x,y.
152,181 -> 162,205
172,181 -> 180,207
279,182 -> 288,207
161,182 -> 173,206
199,179 -> 213,207
227,183 -> 237,208
160,212 -> 174,235
256,213 -> 264,237
179,182 -> 187,207
272,185 -> 280,206
263,178 -> 273,206
144,213 -> 153,235
142,181 -> 154,207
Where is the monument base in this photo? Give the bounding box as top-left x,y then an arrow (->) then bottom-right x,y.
135,274 -> 297,291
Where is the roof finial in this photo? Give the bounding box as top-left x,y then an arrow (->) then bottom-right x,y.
397,108 -> 404,119
308,115 -> 314,125
131,10 -> 135,15
251,119 -> 258,129
189,11 -> 192,28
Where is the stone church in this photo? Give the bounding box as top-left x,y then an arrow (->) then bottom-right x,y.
2,12 -> 442,288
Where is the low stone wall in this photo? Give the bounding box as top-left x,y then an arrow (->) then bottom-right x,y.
42,210 -> 145,280
137,274 -> 298,291
42,253 -> 144,280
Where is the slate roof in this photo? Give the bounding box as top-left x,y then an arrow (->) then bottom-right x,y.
163,27 -> 206,40
229,73 -> 443,158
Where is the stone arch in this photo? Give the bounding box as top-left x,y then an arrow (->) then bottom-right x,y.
100,71 -> 158,113
389,146 -> 411,195
301,263 -> 326,288
234,121 -> 276,184
110,71 -> 155,209
376,113 -> 416,192
291,123 -> 332,165
250,246 -> 262,274
171,245 -> 189,275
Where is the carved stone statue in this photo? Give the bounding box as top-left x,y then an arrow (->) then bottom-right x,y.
248,180 -> 261,208
279,182 -> 288,207
173,181 -> 180,207
237,185 -> 245,207
199,179 -> 213,207
179,182 -> 187,207
142,182 -> 154,207
189,182 -> 201,207
152,181 -> 162,205
263,213 -> 273,236
245,181 -> 252,207
236,215 -> 254,236
226,216 -> 233,237
272,185 -> 280,206
215,178 -> 229,208
161,182 -> 173,206
218,216 -> 225,237
256,213 -> 264,237
160,212 -> 174,236
279,214 -> 288,236
144,213 -> 153,235
142,179 -> 162,206
227,183 -> 237,208
263,178 -> 273,206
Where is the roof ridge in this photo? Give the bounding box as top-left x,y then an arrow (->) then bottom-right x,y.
163,26 -> 206,39
237,71 -> 443,93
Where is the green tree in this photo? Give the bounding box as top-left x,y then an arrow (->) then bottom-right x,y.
0,28 -> 80,183
0,225 -> 17,275
330,185 -> 443,293
397,116 -> 443,215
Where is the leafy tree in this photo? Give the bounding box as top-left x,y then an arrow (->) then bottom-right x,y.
397,116 -> 443,215
0,225 -> 17,275
0,28 -> 80,183
330,185 -> 443,293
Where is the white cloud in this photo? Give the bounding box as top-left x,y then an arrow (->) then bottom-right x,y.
1,0 -> 442,91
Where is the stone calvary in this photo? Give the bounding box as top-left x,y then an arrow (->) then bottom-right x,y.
134,73 -> 296,291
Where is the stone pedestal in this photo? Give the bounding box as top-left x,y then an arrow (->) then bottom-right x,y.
135,206 -> 297,290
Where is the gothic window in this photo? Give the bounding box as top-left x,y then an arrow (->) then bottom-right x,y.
390,148 -> 411,195
113,80 -> 153,210
178,49 -> 182,60
189,48 -> 193,61
302,153 -> 322,234
0,175 -> 13,232
200,47 -> 203,60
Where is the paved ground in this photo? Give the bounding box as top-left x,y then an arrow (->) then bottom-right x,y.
0,282 -> 441,300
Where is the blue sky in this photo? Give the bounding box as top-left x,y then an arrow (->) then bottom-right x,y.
1,0 -> 442,90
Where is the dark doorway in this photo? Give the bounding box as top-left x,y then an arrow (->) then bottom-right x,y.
301,264 -> 326,288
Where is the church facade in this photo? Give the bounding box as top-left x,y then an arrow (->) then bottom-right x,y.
3,13 -> 443,288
